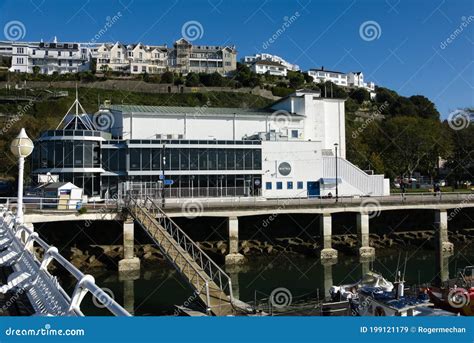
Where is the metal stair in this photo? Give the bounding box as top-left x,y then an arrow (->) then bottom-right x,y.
127,196 -> 248,316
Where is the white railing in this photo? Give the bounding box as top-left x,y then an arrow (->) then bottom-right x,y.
0,206 -> 130,316
322,157 -> 385,195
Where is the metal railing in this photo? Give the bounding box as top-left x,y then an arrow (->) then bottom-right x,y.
127,196 -> 235,313
0,206 -> 130,316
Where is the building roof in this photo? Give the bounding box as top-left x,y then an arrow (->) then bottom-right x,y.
106,105 -> 295,117
253,60 -> 286,68
309,68 -> 344,75
42,182 -> 78,190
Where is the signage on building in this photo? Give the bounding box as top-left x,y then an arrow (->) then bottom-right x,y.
278,162 -> 292,176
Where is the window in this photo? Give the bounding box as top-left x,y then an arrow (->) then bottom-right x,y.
58,51 -> 61,56
16,57 -> 24,64
32,50 -> 36,55
276,182 -> 283,190
297,181 -> 304,189
291,130 -> 298,138
265,182 -> 272,190
69,51 -> 73,57
133,66 -> 138,72
17,47 -> 24,54
287,181 -> 293,189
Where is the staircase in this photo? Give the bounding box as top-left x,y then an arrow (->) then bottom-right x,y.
322,157 -> 386,195
127,197 -> 247,316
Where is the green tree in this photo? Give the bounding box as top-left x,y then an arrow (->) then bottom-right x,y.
185,72 -> 200,87
350,88 -> 370,104
160,71 -> 174,84
409,95 -> 440,120
287,71 -> 305,89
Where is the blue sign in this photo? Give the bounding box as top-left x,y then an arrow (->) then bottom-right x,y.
163,179 -> 174,186
159,174 -> 164,180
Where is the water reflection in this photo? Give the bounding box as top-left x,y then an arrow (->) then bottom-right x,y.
76,246 -> 473,316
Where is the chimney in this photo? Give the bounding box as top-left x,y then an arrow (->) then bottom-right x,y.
321,66 -> 324,71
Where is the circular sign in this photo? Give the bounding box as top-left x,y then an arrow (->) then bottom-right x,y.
278,162 -> 292,176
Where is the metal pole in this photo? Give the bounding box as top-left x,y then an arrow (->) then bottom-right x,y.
161,143 -> 166,208
17,156 -> 25,224
335,144 -> 339,202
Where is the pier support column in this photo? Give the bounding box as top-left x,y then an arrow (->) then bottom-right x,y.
321,259 -> 336,300
118,218 -> 140,273
434,210 -> 454,255
320,213 -> 338,260
119,272 -> 139,315
434,210 -> 453,285
225,217 -> 245,265
357,213 -> 375,258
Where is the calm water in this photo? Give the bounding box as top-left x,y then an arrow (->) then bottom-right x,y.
72,245 -> 474,316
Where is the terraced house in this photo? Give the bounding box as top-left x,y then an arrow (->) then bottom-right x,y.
95,38 -> 237,75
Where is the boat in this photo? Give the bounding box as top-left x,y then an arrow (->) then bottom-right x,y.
426,266 -> 474,316
329,271 -> 394,302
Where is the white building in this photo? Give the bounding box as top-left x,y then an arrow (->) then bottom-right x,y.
2,38 -> 98,74
243,53 -> 300,72
250,60 -> 288,77
95,38 -> 237,75
308,67 -> 348,87
308,67 -> 376,93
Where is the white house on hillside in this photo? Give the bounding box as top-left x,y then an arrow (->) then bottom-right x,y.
250,60 -> 287,77
243,53 -> 300,72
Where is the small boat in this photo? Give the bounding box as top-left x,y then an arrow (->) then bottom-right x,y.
426,266 -> 474,316
329,271 -> 394,302
355,271 -> 456,316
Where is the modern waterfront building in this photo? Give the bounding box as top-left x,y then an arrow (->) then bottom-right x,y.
242,53 -> 300,72
31,90 -> 389,200
0,38 -> 99,74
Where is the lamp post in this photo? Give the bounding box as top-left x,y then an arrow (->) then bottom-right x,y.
10,128 -> 34,225
334,143 -> 339,203
161,143 -> 166,208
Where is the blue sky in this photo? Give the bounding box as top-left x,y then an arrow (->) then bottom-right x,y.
0,0 -> 472,118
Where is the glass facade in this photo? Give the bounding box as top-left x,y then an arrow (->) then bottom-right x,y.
33,134 -> 264,199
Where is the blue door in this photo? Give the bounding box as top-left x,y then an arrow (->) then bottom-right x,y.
307,181 -> 320,198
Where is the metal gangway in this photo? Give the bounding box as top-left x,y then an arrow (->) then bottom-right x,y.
127,196 -> 252,316
0,206 -> 130,316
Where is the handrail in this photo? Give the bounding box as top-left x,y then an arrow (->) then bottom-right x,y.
0,208 -> 130,316
127,196 -> 234,308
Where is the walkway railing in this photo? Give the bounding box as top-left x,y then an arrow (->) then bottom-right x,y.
0,206 -> 130,316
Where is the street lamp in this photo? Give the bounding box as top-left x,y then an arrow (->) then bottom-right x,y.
334,143 -> 339,203
161,143 -> 166,208
10,128 -> 34,225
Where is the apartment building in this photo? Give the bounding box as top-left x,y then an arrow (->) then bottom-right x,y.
242,53 -> 300,72
95,38 -> 237,75
1,38 -> 98,74
249,60 -> 288,77
308,67 -> 376,93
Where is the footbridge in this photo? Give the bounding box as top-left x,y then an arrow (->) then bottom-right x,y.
0,206 -> 130,316
127,196 -> 252,316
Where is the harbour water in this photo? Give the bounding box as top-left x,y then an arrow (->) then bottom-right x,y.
72,244 -> 474,316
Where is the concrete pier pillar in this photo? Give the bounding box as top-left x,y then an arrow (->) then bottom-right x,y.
434,210 -> 454,255
118,218 -> 140,273
321,259 -> 336,300
320,213 -> 338,260
228,270 -> 240,299
225,217 -> 245,265
119,272 -> 138,315
357,212 -> 375,258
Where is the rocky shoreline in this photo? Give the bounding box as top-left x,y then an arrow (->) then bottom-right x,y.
39,229 -> 474,271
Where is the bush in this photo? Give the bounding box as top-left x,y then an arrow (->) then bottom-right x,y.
160,71 -> 174,84
272,87 -> 295,97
